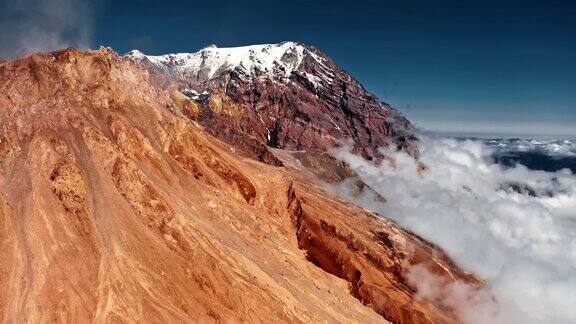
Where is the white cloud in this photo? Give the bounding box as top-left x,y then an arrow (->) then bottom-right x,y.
330,136 -> 576,323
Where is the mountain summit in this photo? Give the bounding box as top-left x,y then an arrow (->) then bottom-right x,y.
126,42 -> 418,162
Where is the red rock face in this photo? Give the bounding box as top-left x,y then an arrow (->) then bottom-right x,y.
128,43 -> 418,161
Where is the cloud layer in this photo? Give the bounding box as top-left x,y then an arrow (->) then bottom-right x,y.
331,136 -> 576,323
485,138 -> 576,158
0,0 -> 94,58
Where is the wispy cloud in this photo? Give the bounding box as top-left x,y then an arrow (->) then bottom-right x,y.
0,0 -> 96,58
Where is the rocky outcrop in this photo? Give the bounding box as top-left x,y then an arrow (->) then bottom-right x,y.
286,182 -> 473,324
0,48 -> 479,323
127,42 -> 418,162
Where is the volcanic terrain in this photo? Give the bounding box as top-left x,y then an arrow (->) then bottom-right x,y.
0,45 -> 479,323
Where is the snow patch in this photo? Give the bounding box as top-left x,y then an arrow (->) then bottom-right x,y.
332,120 -> 341,131
182,88 -> 209,101
302,72 -> 323,89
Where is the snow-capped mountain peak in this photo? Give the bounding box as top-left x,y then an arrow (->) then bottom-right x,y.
125,41 -> 417,159
125,41 -> 308,81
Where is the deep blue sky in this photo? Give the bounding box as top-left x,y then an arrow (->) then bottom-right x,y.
92,1 -> 571,136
